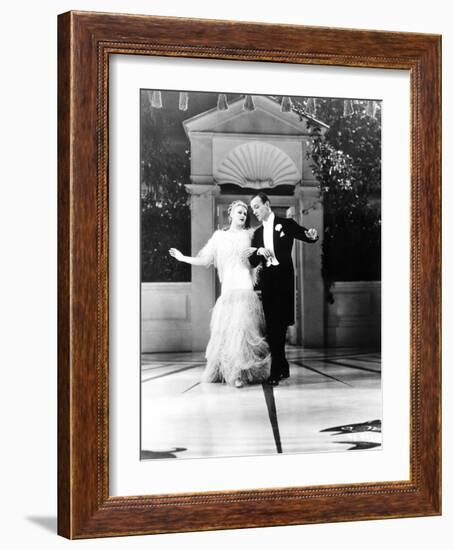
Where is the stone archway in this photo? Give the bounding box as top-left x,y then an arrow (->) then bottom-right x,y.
183,95 -> 327,350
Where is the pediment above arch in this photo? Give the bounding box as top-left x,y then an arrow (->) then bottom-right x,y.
183,95 -> 328,138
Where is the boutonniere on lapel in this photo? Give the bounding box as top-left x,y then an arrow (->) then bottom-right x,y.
275,224 -> 282,231
275,223 -> 285,237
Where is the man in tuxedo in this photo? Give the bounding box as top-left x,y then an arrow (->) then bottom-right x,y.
249,192 -> 319,386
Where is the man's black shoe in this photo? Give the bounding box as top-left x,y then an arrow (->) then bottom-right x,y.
279,373 -> 290,380
266,377 -> 279,386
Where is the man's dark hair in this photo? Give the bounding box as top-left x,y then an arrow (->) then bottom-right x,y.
250,191 -> 270,205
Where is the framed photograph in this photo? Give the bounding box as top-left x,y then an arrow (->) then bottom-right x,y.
58,11 -> 441,538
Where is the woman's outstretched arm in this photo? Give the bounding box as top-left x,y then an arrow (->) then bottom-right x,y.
169,248 -> 211,267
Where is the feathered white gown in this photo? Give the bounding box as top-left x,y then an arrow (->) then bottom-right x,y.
197,229 -> 270,386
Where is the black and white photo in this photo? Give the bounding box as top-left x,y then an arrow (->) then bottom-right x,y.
140,90 -> 382,460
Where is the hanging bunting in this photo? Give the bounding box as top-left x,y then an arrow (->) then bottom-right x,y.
179,91 -> 189,111
281,96 -> 293,112
217,93 -> 229,111
243,95 -> 255,111
150,90 -> 162,109
343,99 -> 354,116
305,97 -> 317,117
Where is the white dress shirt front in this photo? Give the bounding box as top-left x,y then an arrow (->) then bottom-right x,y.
262,211 -> 279,266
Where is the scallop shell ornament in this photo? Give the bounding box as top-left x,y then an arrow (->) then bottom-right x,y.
215,142 -> 300,188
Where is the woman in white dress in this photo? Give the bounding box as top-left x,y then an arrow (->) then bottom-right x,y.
169,200 -> 270,388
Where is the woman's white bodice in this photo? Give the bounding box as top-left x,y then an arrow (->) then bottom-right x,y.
198,229 -> 255,293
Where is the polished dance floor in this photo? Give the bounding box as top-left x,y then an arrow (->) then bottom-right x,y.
141,347 -> 382,460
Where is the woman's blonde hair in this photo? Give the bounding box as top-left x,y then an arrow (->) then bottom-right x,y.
227,200 -> 251,229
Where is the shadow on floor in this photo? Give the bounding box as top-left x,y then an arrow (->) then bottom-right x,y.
320,419 -> 381,435
141,447 -> 187,459
334,441 -> 381,450
26,516 -> 57,534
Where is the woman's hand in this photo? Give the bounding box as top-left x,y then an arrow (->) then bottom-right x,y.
169,248 -> 185,262
241,247 -> 257,261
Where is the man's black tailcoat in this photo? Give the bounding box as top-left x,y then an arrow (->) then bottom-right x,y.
250,216 -> 318,378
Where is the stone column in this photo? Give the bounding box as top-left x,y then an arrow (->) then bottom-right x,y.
185,184 -> 220,351
295,184 -> 325,347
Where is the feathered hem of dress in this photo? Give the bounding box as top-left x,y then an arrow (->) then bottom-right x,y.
202,289 -> 270,386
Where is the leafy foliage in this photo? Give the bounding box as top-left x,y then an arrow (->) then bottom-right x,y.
140,93 -> 191,282
294,98 -> 381,285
